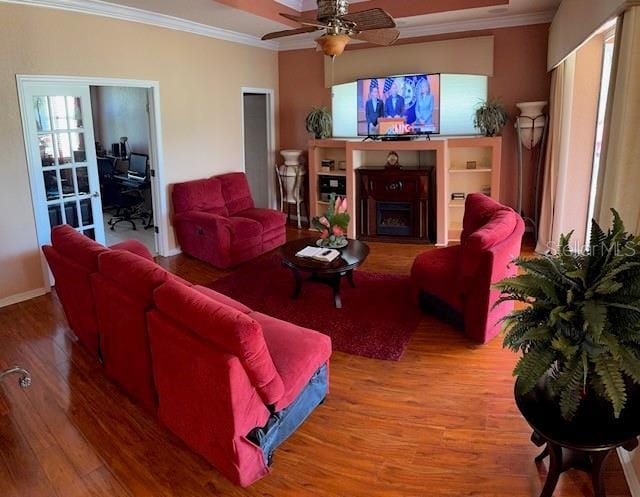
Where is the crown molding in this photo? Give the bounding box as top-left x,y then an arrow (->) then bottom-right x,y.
2,0 -> 279,50
274,0 -> 304,11
277,10 -> 555,50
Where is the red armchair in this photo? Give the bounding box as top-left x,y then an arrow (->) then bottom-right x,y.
172,173 -> 286,268
411,193 -> 525,343
42,225 -> 154,358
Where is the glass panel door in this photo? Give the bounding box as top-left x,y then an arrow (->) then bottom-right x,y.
22,83 -> 104,246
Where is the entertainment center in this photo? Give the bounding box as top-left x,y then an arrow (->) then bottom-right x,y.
308,136 -> 502,246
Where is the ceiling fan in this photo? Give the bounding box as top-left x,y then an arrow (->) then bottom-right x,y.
262,0 -> 400,57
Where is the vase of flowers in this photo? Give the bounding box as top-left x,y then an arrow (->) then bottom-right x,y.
312,194 -> 350,248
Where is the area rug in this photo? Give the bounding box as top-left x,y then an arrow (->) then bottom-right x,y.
209,254 -> 422,361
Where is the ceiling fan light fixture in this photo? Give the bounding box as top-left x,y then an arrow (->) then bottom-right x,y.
316,33 -> 351,57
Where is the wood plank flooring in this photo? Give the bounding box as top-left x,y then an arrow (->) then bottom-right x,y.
0,229 -> 631,497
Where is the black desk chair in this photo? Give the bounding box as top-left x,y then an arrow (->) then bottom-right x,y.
98,157 -> 119,208
108,153 -> 152,231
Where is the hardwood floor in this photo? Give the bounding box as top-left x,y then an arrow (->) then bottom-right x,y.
0,229 -> 631,497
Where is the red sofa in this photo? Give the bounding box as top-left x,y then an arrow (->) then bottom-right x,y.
43,225 -> 154,358
42,225 -> 331,487
172,172 -> 286,268
410,193 -> 525,343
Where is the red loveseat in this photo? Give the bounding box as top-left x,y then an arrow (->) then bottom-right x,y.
410,193 -> 524,343
172,172 -> 286,268
42,225 -> 154,358
42,225 -> 331,487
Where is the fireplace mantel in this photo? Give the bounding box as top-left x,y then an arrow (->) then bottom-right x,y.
307,137 -> 501,246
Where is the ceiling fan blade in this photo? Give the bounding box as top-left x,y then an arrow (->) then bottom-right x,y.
262,26 -> 320,41
351,28 -> 400,46
341,8 -> 396,31
279,12 -> 329,28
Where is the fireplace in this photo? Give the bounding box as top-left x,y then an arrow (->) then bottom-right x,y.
376,202 -> 412,236
356,166 -> 435,243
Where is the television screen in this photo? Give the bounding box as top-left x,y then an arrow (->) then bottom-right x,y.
357,74 -> 440,137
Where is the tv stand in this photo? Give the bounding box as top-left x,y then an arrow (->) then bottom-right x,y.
380,135 -> 413,142
362,135 -> 381,142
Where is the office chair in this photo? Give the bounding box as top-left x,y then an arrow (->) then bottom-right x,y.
108,153 -> 152,231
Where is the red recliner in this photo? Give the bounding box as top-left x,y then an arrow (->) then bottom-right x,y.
411,193 -> 525,343
42,225 -> 154,358
172,172 -> 286,268
148,280 -> 331,487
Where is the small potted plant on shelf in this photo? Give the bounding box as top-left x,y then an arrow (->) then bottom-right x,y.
496,210 -> 640,420
474,98 -> 509,137
306,106 -> 332,139
312,193 -> 350,248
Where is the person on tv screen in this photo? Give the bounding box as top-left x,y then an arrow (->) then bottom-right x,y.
385,82 -> 405,118
365,86 -> 384,133
414,77 -> 434,127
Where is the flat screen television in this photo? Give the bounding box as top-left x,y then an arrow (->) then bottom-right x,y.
357,73 -> 440,137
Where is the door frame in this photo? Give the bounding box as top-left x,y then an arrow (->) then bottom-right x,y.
240,87 -> 277,209
17,75 -> 170,284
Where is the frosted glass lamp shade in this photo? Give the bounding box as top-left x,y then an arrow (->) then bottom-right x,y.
515,101 -> 547,150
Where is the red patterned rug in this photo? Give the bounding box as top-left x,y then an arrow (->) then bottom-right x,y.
209,254 -> 422,361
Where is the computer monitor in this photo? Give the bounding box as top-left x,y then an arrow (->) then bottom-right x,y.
129,153 -> 148,177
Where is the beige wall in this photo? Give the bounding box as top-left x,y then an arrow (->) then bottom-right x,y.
0,3 -> 279,303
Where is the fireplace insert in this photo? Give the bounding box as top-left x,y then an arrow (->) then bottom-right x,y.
376,202 -> 412,236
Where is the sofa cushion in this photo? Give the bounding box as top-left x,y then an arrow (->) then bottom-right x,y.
218,173 -> 255,216
51,224 -> 106,271
172,178 -> 228,217
193,285 -> 252,314
410,246 -> 463,311
97,249 -> 172,302
228,216 -> 263,243
465,209 -> 518,252
153,280 -> 285,406
237,208 -> 286,233
460,193 -> 509,245
251,312 -> 331,410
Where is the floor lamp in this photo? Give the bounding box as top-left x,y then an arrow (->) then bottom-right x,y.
515,101 -> 548,240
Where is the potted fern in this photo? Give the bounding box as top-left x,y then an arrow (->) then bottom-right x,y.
306,107 -> 332,139
474,99 -> 508,136
496,210 -> 640,420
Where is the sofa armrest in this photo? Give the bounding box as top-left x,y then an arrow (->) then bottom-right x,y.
175,211 -> 230,230
111,239 -> 154,261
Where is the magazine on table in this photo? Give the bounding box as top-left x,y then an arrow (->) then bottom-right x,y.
295,246 -> 340,262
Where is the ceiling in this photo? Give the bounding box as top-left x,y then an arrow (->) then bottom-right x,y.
22,0 -> 561,50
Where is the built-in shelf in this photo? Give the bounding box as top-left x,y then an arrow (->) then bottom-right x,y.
449,168 -> 492,173
307,137 -> 501,246
317,171 -> 347,177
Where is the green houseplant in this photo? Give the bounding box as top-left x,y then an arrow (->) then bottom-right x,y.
305,106 -> 332,139
474,99 -> 509,136
496,210 -> 640,420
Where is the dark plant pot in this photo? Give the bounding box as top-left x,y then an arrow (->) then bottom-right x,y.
515,373 -> 640,446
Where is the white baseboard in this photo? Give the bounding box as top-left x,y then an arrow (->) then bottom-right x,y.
0,287 -> 49,308
618,447 -> 640,497
164,247 -> 182,257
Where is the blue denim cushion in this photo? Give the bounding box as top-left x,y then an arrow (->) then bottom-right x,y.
247,363 -> 328,465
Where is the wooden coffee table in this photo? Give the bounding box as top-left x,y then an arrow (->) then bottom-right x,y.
279,238 -> 370,309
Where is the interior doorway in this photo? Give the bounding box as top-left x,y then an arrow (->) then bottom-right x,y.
17,75 -> 169,289
241,88 -> 276,209
91,85 -> 156,254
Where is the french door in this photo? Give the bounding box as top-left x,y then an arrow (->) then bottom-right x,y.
20,82 -> 104,247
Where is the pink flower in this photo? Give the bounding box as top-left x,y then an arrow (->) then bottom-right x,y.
332,225 -> 344,237
320,229 -> 329,239
319,216 -> 330,228
336,197 -> 348,214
